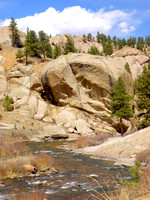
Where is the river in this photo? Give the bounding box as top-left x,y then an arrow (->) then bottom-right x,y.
0,140 -> 131,200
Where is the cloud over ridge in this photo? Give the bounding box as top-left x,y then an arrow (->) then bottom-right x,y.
2,6 -> 136,36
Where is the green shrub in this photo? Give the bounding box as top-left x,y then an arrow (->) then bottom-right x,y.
129,160 -> 142,182
125,62 -> 131,74
16,49 -> 24,62
88,46 -> 101,55
3,95 -> 14,111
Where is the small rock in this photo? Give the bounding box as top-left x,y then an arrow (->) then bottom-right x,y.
23,164 -> 37,174
42,180 -> 48,185
89,174 -> 99,178
31,181 -> 42,185
51,167 -> 58,174
68,127 -> 74,133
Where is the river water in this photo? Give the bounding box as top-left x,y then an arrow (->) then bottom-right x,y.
0,140 -> 131,200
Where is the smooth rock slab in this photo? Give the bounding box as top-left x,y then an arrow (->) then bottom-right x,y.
43,125 -> 68,139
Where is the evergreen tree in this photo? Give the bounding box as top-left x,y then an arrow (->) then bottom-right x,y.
96,32 -> 101,43
88,46 -> 101,55
146,36 -> 150,46
82,34 -> 87,43
99,33 -> 107,43
16,49 -> 24,62
112,35 -> 117,49
110,77 -> 133,135
24,29 -> 41,58
53,44 -> 61,59
9,17 -> 22,47
137,37 -> 144,51
136,63 -> 150,129
117,39 -> 125,50
103,41 -> 113,56
38,30 -> 50,61
87,33 -> 92,41
127,37 -> 136,48
125,62 -> 131,75
64,35 -> 76,55
46,43 -> 53,58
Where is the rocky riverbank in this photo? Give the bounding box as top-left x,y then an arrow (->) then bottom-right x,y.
72,126 -> 150,167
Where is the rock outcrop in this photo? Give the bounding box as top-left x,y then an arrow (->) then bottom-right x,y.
50,34 -> 103,53
112,46 -> 149,80
0,26 -> 26,48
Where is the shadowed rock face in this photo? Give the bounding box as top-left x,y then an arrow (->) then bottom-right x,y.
41,53 -> 134,119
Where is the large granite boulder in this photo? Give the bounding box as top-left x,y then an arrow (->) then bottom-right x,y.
41,53 -> 133,119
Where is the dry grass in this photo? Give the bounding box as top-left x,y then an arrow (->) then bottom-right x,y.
0,152 -> 54,179
0,135 -> 54,179
90,167 -> 150,200
0,137 -> 27,157
10,190 -> 47,200
0,154 -> 33,179
31,152 -> 54,172
74,133 -> 112,149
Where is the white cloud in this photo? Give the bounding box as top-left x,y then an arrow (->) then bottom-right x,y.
1,6 -> 136,36
119,22 -> 135,34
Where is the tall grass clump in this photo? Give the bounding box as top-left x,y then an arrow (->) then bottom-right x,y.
90,161 -> 150,200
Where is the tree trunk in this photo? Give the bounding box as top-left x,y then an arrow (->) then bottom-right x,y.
25,54 -> 28,65
120,117 -> 124,135
43,49 -> 46,62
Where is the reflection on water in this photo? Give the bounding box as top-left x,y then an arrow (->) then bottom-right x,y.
0,140 -> 131,200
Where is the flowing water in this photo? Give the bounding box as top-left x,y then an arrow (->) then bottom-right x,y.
0,140 -> 131,200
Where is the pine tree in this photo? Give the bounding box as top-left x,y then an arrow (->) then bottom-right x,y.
137,37 -> 144,51
87,33 -> 92,41
53,44 -> 61,59
9,17 -> 22,47
136,63 -> 150,129
125,62 -> 131,75
45,43 -> 53,58
38,30 -> 49,61
110,77 -> 133,135
24,29 -> 41,58
64,35 -> 76,55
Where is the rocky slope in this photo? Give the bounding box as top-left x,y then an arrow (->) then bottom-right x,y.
0,46 -> 149,138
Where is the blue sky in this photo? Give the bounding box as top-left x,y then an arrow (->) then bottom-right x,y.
0,0 -> 150,38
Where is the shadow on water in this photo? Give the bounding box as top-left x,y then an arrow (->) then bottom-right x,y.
0,140 -> 131,200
